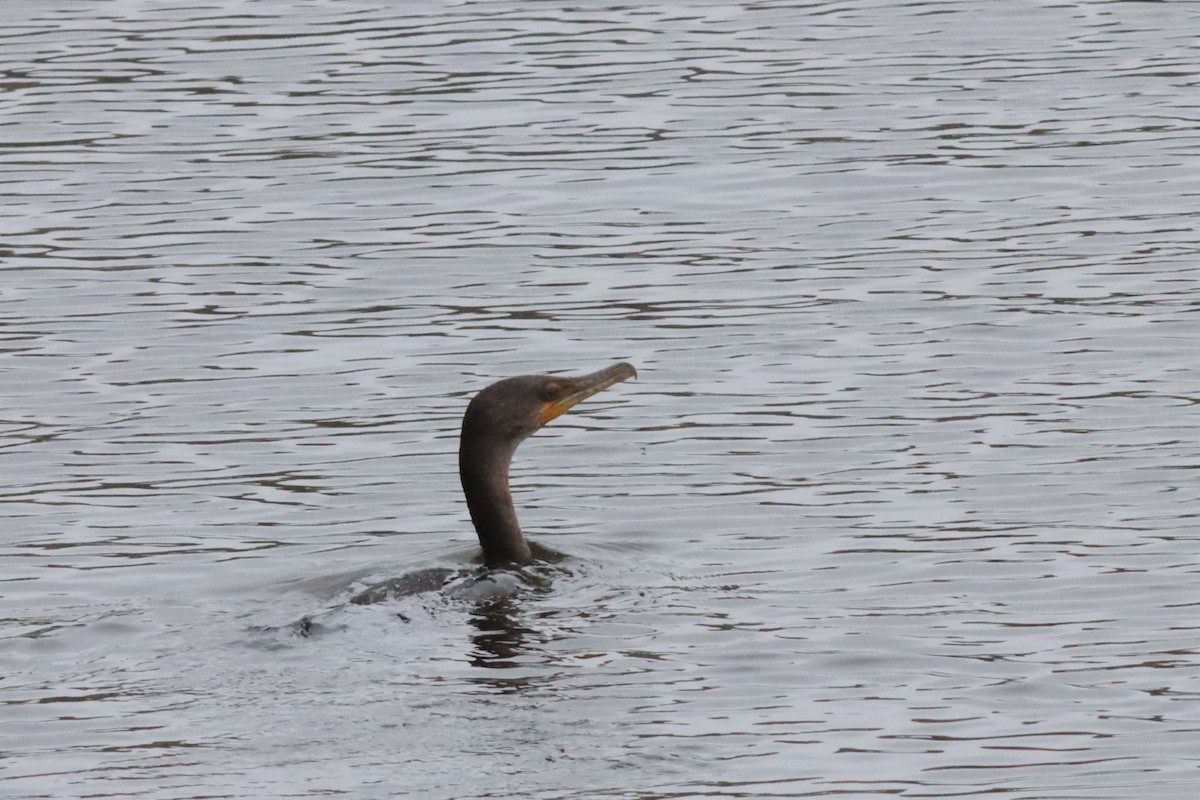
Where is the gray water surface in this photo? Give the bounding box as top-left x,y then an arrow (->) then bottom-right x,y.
3,2 -> 1199,798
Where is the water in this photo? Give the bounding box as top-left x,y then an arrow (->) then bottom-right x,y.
3,1 -> 1199,797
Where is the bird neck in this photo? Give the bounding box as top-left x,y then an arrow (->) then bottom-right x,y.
459,437 -> 532,568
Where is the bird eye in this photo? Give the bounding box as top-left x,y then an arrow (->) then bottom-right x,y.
541,381 -> 564,400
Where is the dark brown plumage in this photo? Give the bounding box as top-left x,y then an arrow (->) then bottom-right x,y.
346,362 -> 635,606
459,362 -> 636,567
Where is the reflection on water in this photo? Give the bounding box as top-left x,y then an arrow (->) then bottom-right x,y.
467,601 -> 534,673
3,1 -> 1199,798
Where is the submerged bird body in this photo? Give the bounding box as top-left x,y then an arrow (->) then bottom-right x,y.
351,362 -> 635,604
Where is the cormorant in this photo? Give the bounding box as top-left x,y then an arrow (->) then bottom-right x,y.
350,362 -> 636,605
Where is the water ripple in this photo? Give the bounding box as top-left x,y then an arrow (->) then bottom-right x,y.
3,1 -> 1199,798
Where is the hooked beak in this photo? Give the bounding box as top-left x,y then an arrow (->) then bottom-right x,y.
538,362 -> 637,426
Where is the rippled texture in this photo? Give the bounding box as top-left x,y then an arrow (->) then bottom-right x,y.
3,2 -> 1199,798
